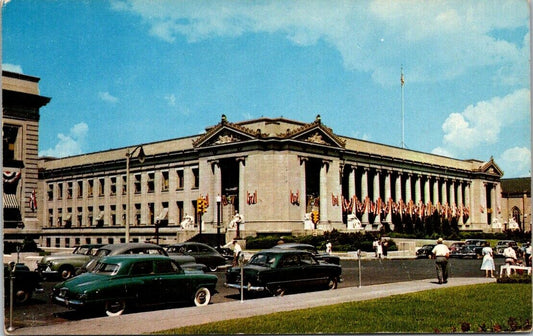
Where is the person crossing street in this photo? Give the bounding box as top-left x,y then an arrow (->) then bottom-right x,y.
431,238 -> 450,284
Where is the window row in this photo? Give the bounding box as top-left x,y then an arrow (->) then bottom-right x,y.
46,200 -> 201,228
47,167 -> 199,201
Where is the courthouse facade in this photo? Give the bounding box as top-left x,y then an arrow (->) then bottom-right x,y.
38,113 -> 505,248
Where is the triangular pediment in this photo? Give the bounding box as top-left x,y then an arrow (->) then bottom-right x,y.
192,115 -> 261,148
479,157 -> 504,177
277,115 -> 346,148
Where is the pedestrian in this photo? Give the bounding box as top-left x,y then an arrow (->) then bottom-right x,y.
373,239 -> 379,257
325,240 -> 332,254
376,240 -> 383,259
480,241 -> 495,278
431,238 -> 450,284
382,239 -> 388,258
231,239 -> 242,267
503,242 -> 517,265
524,242 -> 531,267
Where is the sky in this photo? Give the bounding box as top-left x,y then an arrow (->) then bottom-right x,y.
2,0 -> 531,178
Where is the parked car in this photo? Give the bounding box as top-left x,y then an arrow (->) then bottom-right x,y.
450,244 -> 479,259
4,262 -> 44,304
166,242 -> 227,271
77,243 -> 205,275
271,243 -> 341,265
52,254 -> 217,316
225,249 -> 342,296
449,242 -> 465,253
415,244 -> 436,259
215,246 -> 234,262
494,240 -> 519,257
36,244 -> 103,280
464,239 -> 488,258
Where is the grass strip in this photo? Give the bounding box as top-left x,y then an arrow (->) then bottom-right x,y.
154,283 -> 531,334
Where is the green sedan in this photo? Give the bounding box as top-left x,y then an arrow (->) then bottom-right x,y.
51,254 -> 217,316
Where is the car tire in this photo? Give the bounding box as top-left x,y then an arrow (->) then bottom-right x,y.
208,265 -> 218,272
326,277 -> 338,290
59,265 -> 74,280
193,287 -> 211,306
14,288 -> 31,304
105,299 -> 127,316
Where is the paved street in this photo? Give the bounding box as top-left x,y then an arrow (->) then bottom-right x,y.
4,256 -> 499,333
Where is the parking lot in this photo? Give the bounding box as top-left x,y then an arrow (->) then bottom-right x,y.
5,257 -> 496,330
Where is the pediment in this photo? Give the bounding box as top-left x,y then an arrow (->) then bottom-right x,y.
192,115 -> 261,148
479,157 -> 504,177
278,115 -> 345,148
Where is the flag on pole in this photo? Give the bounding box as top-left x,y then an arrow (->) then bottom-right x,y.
401,72 -> 405,86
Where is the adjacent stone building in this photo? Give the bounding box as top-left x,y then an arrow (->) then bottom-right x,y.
500,177 -> 531,232
37,113 -> 505,248
2,71 -> 50,241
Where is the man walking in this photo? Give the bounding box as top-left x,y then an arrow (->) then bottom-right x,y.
431,238 -> 450,284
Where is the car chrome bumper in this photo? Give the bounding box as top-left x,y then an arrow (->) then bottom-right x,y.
52,295 -> 85,308
224,282 -> 266,291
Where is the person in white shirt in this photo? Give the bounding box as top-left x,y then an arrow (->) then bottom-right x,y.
503,243 -> 517,265
325,241 -> 332,254
431,238 -> 450,284
231,240 -> 242,266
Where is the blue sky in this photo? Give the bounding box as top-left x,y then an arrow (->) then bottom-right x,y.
2,0 -> 531,178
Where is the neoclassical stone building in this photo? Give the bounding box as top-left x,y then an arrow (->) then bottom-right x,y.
2,71 -> 50,241
38,114 -> 504,248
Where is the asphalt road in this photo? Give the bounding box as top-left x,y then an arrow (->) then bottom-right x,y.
4,257 -> 501,330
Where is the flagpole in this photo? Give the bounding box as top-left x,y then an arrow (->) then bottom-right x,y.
401,66 -> 405,149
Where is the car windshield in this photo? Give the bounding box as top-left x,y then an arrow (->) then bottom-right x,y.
93,262 -> 119,275
94,249 -> 111,257
248,253 -> 276,267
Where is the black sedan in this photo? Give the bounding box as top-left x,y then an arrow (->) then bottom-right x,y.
4,262 -> 44,304
166,242 -> 227,272
271,243 -> 341,265
225,249 -> 342,296
415,244 -> 436,259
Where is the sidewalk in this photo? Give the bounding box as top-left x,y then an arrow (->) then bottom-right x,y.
9,277 -> 494,335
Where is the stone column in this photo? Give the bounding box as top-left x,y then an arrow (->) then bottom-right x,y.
405,173 -> 412,203
441,178 -> 448,205
433,176 -> 440,205
414,174 -> 421,203
395,172 -> 402,202
464,182 -> 471,224
384,170 -> 392,223
319,160 -> 329,225
457,180 -> 464,225
373,169 -> 381,202
212,160 -> 222,224
361,168 -> 369,225
424,176 -> 430,204
348,165 -> 356,200
236,157 -> 246,215
299,156 -> 307,221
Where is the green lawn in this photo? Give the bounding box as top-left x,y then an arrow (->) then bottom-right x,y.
155,283 -> 532,334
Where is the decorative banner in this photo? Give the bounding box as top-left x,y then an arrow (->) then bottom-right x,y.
290,190 -> 299,205
3,171 -> 21,184
247,190 -> 257,205
331,194 -> 339,206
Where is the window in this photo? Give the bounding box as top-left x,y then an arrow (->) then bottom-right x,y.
176,169 -> 184,190
111,205 -> 116,225
135,203 -> 141,225
161,171 -> 169,192
3,124 -> 21,162
88,206 -> 93,226
134,174 -> 141,194
88,180 -> 94,198
122,175 -> 127,195
280,255 -> 300,267
67,182 -> 73,199
155,260 -> 179,274
48,209 -> 53,227
192,167 -> 199,189
99,178 -> 105,197
77,181 -> 83,198
176,201 -> 184,224
77,207 -> 83,226
147,172 -> 155,193
131,261 -> 153,276
47,184 -> 54,201
57,183 -> 63,200
110,177 -> 117,196
148,203 -> 154,225
57,208 -> 63,226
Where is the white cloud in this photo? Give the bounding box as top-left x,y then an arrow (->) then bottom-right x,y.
39,122 -> 89,158
2,63 -> 23,73
110,0 -> 529,87
498,147 -> 531,178
165,94 -> 176,106
434,88 -> 530,156
98,91 -> 119,103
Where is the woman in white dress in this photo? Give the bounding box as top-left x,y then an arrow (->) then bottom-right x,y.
480,242 -> 495,278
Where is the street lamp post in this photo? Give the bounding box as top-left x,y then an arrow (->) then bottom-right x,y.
216,195 -> 221,247
125,145 -> 145,243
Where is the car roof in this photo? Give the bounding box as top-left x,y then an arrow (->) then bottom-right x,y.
258,248 -> 313,255
100,254 -> 172,264
97,243 -> 166,254
272,243 -> 315,249
167,242 -> 211,247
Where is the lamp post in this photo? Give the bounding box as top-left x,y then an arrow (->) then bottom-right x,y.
125,145 -> 145,243
216,195 -> 221,247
